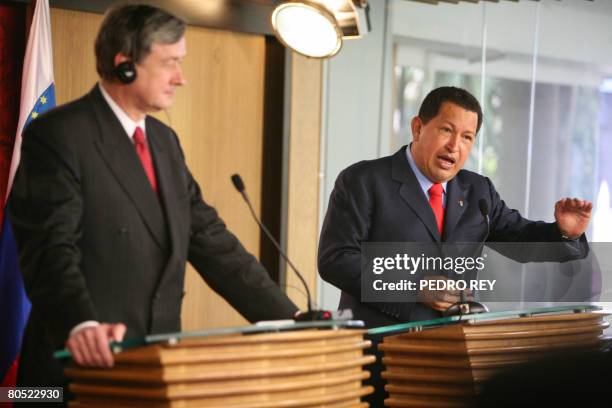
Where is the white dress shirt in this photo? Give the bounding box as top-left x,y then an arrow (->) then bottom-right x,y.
406,143 -> 448,208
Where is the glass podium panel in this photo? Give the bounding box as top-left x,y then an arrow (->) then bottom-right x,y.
55,305 -> 603,359
54,319 -> 365,360
367,304 -> 602,336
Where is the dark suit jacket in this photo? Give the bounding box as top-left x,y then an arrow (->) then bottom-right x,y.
318,146 -> 587,327
8,86 -> 297,386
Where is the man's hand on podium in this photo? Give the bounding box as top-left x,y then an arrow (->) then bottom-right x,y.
554,198 -> 593,239
66,323 -> 126,368
417,276 -> 473,312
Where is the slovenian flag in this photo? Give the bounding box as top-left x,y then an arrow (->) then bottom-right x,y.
0,0 -> 55,386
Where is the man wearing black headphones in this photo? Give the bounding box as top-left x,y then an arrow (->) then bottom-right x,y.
8,4 -> 297,388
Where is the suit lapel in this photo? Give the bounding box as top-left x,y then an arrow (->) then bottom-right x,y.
392,147 -> 441,242
87,86 -> 168,252
147,120 -> 181,254
443,176 -> 469,241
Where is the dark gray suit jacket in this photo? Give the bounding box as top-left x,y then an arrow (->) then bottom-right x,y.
8,86 -> 297,386
318,146 -> 587,327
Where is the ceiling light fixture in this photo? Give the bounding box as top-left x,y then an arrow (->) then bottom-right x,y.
271,0 -> 370,59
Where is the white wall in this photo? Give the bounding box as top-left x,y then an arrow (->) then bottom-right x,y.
317,0 -> 393,310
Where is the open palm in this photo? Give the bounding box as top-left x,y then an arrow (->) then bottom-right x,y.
554,198 -> 592,239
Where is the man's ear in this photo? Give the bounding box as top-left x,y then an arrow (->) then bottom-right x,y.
113,52 -> 131,68
411,116 -> 422,142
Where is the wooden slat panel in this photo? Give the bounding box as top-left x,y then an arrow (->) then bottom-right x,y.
108,329 -> 368,364
391,314 -> 607,339
381,312 -> 609,407
386,382 -> 475,397
71,386 -> 373,408
110,340 -> 371,366
66,355 -> 374,383
68,329 -> 374,406
70,370 -> 369,399
385,395 -> 468,408
381,333 -> 604,355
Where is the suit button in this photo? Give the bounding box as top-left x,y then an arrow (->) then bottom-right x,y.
118,227 -> 129,235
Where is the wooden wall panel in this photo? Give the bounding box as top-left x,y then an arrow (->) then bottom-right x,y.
50,9 -> 100,102
285,54 -> 323,310
50,8 -> 267,330
166,26 -> 266,330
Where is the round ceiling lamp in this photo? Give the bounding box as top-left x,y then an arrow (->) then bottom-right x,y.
271,1 -> 343,59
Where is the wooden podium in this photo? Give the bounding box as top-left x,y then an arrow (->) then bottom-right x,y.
374,305 -> 609,407
64,322 -> 375,407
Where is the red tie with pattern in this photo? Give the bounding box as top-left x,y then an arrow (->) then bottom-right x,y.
428,183 -> 444,235
133,126 -> 158,194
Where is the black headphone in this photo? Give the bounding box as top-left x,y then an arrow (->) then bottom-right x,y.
115,8 -> 149,84
115,60 -> 136,84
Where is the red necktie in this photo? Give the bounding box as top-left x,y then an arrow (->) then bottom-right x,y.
133,127 -> 158,194
428,183 -> 444,235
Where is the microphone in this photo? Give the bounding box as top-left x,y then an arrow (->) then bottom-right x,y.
443,198 -> 490,317
231,174 -> 332,321
231,174 -> 245,193
479,198 -> 490,242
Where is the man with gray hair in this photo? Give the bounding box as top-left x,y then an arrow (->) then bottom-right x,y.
8,4 -> 297,388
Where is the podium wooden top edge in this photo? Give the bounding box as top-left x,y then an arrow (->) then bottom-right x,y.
367,304 -> 604,336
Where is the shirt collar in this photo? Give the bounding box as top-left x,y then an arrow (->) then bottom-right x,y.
98,82 -> 146,141
406,143 -> 447,196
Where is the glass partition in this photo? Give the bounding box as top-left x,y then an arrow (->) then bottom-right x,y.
392,0 -> 612,238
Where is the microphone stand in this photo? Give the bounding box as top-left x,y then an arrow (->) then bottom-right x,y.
443,199 -> 490,317
231,174 -> 332,321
